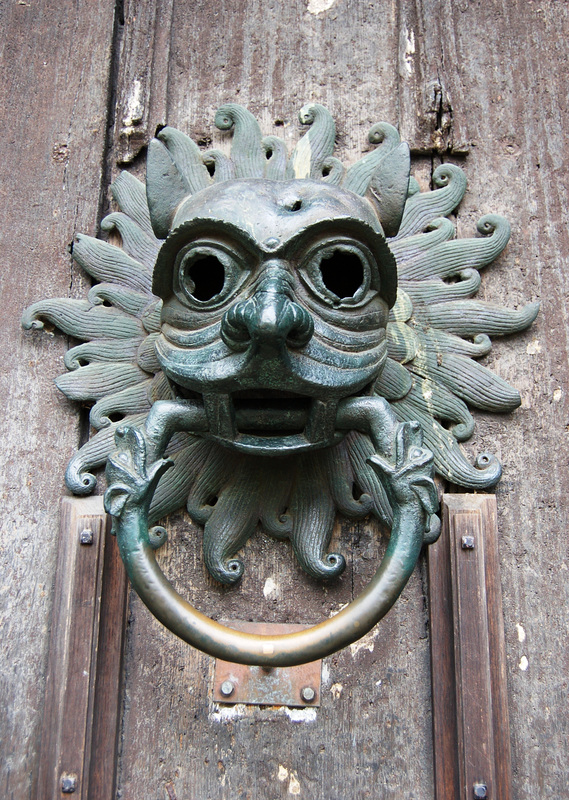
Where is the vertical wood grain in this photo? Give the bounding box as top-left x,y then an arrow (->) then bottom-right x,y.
397,0 -> 469,153
0,3 -> 117,796
87,509 -> 129,800
432,5 -> 569,797
113,0 -> 175,164
450,509 -> 496,799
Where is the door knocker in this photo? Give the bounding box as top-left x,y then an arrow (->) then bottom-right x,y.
23,103 -> 538,666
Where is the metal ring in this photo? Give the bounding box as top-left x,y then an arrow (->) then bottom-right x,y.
116,503 -> 422,668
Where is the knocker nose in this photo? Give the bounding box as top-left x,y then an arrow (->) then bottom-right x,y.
221,268 -> 314,353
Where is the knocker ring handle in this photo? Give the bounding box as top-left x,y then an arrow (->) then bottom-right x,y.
106,398 -> 438,668
118,504 -> 422,667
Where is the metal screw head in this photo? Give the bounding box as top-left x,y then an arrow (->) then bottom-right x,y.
61,773 -> 78,793
461,535 -> 475,550
79,528 -> 93,545
220,680 -> 235,697
301,686 -> 316,703
473,782 -> 488,799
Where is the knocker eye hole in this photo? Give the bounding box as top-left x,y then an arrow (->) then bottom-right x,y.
180,254 -> 225,302
174,241 -> 248,310
318,249 -> 365,300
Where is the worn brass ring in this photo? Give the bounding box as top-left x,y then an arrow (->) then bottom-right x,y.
117,503 -> 422,667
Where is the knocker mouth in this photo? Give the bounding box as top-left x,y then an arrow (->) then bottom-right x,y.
167,381 -> 371,455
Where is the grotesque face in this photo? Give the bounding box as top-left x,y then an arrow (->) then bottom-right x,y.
153,178 -> 397,456
23,102 -> 535,589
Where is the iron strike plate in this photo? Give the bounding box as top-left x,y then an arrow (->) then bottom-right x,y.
213,622 -> 322,707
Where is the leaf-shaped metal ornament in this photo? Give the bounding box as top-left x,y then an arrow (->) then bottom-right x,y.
23,104 -> 538,663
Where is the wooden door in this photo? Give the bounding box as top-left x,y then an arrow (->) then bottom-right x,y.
2,2 -> 568,798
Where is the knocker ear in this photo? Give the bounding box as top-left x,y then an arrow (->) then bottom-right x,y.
410,476 -> 439,517
365,142 -> 410,238
104,484 -> 130,517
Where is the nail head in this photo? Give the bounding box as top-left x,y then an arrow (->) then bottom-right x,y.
61,773 -> 78,793
79,529 -> 93,545
301,686 -> 316,702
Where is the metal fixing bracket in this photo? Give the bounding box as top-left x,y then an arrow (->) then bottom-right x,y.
213,622 -> 321,707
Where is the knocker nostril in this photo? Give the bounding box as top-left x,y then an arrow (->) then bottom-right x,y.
285,304 -> 314,348
256,296 -> 313,348
222,294 -> 313,351
221,301 -> 254,352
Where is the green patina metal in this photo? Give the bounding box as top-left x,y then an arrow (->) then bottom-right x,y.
23,103 -> 538,663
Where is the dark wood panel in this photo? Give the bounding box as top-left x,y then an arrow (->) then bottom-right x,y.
450,506 -> 496,799
0,3 -> 117,797
428,496 -> 460,799
37,499 -> 105,800
87,507 -> 129,800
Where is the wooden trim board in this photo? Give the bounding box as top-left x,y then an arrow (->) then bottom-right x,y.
36,497 -> 128,800
429,494 -> 512,800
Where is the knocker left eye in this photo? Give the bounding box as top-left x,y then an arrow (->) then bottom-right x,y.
300,240 -> 375,307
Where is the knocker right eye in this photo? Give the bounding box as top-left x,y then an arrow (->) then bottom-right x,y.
299,239 -> 376,308
180,252 -> 225,302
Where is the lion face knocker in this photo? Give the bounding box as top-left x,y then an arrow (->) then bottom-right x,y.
23,103 -> 538,665
154,178 -> 396,456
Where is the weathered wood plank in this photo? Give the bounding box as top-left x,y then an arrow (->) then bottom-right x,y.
432,3 -> 569,797
158,0 -> 401,165
113,2 -> 436,798
113,0 -> 175,164
0,3 -> 117,797
397,0 -> 469,153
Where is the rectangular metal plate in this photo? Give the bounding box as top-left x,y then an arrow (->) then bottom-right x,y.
213,621 -> 321,707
